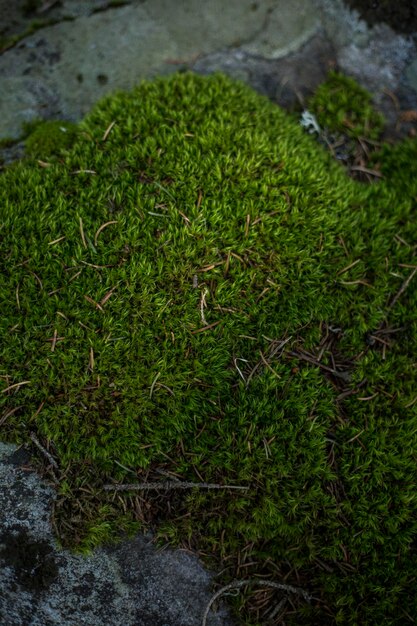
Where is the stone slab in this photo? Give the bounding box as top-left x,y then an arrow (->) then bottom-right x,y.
0,442 -> 231,626
0,0 -> 416,139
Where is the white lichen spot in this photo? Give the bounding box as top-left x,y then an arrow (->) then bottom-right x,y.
300,110 -> 321,134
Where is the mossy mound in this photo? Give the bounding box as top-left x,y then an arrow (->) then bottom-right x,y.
1,72 -> 417,625
307,71 -> 384,141
24,120 -> 78,158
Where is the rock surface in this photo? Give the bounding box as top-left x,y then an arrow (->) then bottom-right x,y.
0,442 -> 230,626
0,0 -> 416,139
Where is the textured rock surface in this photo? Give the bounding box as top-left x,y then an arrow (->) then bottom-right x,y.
0,0 -> 416,139
0,443 -> 230,626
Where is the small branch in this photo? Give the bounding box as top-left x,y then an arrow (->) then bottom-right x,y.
103,481 -> 249,492
200,287 -> 208,325
289,350 -> 350,382
1,380 -> 31,394
349,165 -> 382,178
102,121 -> 116,142
149,372 -> 161,398
79,216 -> 87,249
0,405 -> 23,426
29,432 -> 58,469
201,579 -> 312,626
94,220 -> 118,246
387,266 -> 417,313
246,336 -> 291,386
191,320 -> 221,334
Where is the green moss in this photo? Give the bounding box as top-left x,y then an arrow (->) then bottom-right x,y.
308,71 -> 385,140
373,137 -> 417,197
1,71 -> 417,625
24,120 -> 78,158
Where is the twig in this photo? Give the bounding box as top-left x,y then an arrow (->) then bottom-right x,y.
246,336 -> 291,386
0,405 -> 23,426
200,288 -> 208,325
94,220 -> 118,246
48,236 -> 66,246
100,286 -> 117,307
201,579 -> 311,626
1,380 -> 30,394
387,266 -> 417,313
350,165 -> 382,178
267,597 -> 287,621
336,258 -> 361,276
289,350 -> 350,382
51,329 -> 58,352
149,372 -> 161,398
102,121 -> 116,142
103,481 -> 249,492
79,217 -> 87,249
89,347 -> 95,372
113,460 -> 137,475
259,351 -> 281,379
234,357 -> 248,382
29,432 -> 58,469
191,321 -> 221,334
84,294 -> 104,312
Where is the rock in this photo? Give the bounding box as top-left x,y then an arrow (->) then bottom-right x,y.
192,33 -> 335,107
241,0 -> 320,59
0,443 -> 231,626
0,0 -> 416,140
0,0 -> 277,136
406,57 -> 417,92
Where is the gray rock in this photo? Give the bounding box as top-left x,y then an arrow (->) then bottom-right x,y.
0,442 -> 231,626
314,0 -> 415,95
192,33 -> 335,107
0,0 -> 278,136
0,0 -> 416,141
242,0 -> 320,59
406,57 -> 417,92
0,76 -> 60,137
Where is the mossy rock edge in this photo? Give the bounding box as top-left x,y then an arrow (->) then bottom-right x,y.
1,71 -> 417,625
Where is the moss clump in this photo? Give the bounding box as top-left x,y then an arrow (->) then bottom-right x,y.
373,136 -> 417,197
308,71 -> 385,141
1,71 -> 417,625
24,120 -> 78,159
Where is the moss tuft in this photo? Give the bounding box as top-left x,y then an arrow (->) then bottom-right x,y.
307,71 -> 385,141
24,120 -> 78,159
1,71 -> 417,625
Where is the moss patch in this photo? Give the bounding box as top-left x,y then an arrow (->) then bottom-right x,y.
1,71 -> 417,625
307,71 -> 385,141
306,71 -> 386,183
24,120 -> 78,159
